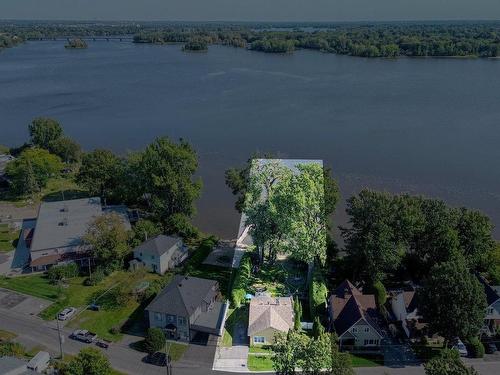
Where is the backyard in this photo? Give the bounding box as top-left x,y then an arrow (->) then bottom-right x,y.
222,306 -> 249,347
250,258 -> 307,298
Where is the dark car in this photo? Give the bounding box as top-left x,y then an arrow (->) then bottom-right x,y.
484,342 -> 497,354
144,352 -> 171,367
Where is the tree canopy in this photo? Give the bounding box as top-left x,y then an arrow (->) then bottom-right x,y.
424,349 -> 479,375
418,258 -> 487,344
28,117 -> 63,149
63,347 -> 112,375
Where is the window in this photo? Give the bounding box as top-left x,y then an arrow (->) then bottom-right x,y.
167,314 -> 175,323
151,255 -> 155,260
178,317 -> 186,326
154,313 -> 162,321
364,327 -> 370,333
254,336 -> 265,344
139,252 -> 143,257
351,327 -> 358,333
487,307 -> 494,314
364,340 -> 369,345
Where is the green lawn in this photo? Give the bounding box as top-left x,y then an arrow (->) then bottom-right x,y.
349,353 -> 384,367
0,274 -> 60,300
0,224 -> 20,253
247,354 -> 274,371
167,342 -> 189,362
250,259 -> 307,297
248,345 -> 272,354
222,306 -> 249,347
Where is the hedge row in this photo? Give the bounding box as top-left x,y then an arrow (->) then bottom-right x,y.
231,254 -> 252,308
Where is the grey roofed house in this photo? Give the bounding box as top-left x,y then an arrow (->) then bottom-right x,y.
29,197 -> 131,270
132,235 -> 188,274
0,154 -> 14,176
146,275 -> 227,341
0,356 -> 36,375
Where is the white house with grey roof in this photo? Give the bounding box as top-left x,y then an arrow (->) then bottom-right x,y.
132,235 -> 188,274
145,275 -> 228,342
29,197 -> 130,271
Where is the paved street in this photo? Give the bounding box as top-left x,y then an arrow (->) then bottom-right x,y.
1,304 -> 499,375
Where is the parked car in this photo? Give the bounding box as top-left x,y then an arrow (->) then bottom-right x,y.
144,352 -> 170,367
453,339 -> 468,357
96,339 -> 110,349
58,307 -> 76,321
483,342 -> 497,354
70,329 -> 98,343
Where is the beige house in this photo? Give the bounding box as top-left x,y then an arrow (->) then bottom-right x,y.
248,296 -> 294,346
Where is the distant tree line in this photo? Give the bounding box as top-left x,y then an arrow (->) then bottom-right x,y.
3,22 -> 500,58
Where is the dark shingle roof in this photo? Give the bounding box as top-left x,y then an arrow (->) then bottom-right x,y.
146,275 -> 218,317
477,275 -> 500,307
133,235 -> 181,257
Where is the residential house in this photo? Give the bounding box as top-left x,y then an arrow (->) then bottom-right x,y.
390,288 -> 425,338
477,275 -> 500,336
0,154 -> 14,185
132,235 -> 188,275
329,280 -> 384,349
248,296 -> 294,346
29,197 -> 131,271
145,275 -> 228,342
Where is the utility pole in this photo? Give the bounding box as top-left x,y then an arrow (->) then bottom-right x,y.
56,315 -> 64,360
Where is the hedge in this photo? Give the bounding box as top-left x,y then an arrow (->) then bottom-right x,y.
372,280 -> 387,306
231,254 -> 252,307
309,268 -> 328,318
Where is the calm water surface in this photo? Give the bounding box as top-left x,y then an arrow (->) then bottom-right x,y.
1,41 -> 500,239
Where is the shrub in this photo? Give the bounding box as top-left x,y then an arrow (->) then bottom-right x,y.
467,336 -> 485,358
372,280 -> 387,306
0,341 -> 25,357
144,327 -> 166,354
309,269 -> 328,318
109,325 -> 121,335
47,263 -> 79,284
83,266 -> 105,286
166,213 -> 200,241
231,254 -> 252,307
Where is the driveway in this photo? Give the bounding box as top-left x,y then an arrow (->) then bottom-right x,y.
0,287 -> 51,316
213,319 -> 249,372
383,338 -> 419,367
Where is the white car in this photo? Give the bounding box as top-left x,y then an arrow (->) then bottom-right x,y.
57,307 -> 76,321
453,339 -> 468,357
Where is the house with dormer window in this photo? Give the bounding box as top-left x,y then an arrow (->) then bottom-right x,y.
328,280 -> 384,349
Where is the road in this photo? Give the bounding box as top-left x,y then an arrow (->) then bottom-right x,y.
1,307 -> 499,375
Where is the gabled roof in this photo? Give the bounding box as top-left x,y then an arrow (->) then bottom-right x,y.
133,235 -> 181,257
146,275 -> 218,317
477,275 -> 500,307
330,279 -> 383,337
248,296 -> 294,336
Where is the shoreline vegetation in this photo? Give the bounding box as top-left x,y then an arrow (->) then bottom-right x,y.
0,21 -> 499,58
64,38 -> 88,49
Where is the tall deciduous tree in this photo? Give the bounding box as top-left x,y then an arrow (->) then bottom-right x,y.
83,212 -> 130,265
48,136 -> 82,163
271,330 -> 308,375
418,257 -> 487,344
132,137 -> 202,225
63,347 -> 112,375
77,149 -> 122,199
6,148 -> 62,195
144,327 -> 166,355
28,117 -> 63,149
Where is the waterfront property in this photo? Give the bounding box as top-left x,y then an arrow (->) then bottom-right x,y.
477,275 -> 500,336
329,280 -> 384,350
248,295 -> 294,346
131,235 -> 188,275
28,197 -> 130,271
145,275 -> 227,342
389,287 -> 425,339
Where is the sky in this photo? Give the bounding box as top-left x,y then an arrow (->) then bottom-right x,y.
1,0 -> 500,22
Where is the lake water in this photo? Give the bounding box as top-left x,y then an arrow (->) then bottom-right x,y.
1,41 -> 500,239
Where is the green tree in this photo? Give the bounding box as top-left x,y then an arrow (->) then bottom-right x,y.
303,331 -> 330,374
28,117 -> 63,149
328,332 -> 354,375
418,258 -> 487,344
48,136 -> 82,163
487,242 -> 500,284
63,347 -> 112,375
77,149 -> 122,199
6,148 -> 62,195
372,280 -> 387,306
131,219 -> 163,247
341,190 -> 405,283
144,327 -> 166,354
424,349 -> 479,375
132,137 -> 202,225
312,316 -> 324,339
83,212 -> 131,265
271,330 -> 308,375
293,296 -> 302,331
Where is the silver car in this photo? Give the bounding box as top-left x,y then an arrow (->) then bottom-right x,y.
57,307 -> 76,321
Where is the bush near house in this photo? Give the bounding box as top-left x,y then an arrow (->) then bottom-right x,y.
47,263 -> 80,284
372,280 -> 387,306
309,268 -> 328,318
466,336 -> 485,358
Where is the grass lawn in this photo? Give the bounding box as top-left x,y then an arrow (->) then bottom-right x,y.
250,259 -> 307,297
247,354 -> 274,371
183,238 -> 234,298
248,345 -> 272,354
0,274 -> 60,300
0,224 -> 20,253
167,342 -> 189,362
349,353 -> 384,367
222,306 -> 249,347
